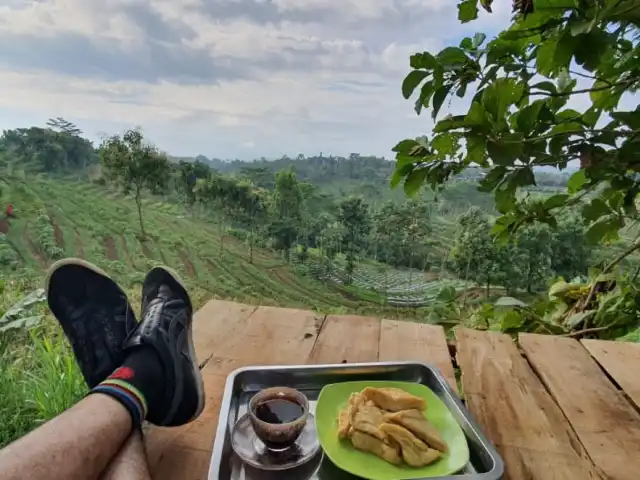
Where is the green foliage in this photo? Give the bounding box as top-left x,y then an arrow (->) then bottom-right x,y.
0,234 -> 18,269
99,129 -> 171,237
337,197 -> 371,283
0,120 -> 96,173
393,2 -> 640,245
33,210 -> 63,261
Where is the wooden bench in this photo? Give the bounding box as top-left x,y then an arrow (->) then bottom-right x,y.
144,300 -> 640,480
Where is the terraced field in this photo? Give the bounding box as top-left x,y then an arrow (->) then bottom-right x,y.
0,173 -> 436,318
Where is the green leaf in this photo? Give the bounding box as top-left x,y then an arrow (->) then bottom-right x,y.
437,47 -> 469,68
392,139 -> 419,154
565,310 -> 595,329
402,71 -> 429,99
487,137 -> 524,165
456,82 -> 468,98
544,193 -> 570,209
590,80 -> 622,110
532,81 -> 557,94
570,19 -> 595,36
404,168 -> 428,196
478,166 -> 507,191
458,0 -> 479,23
536,39 -> 557,76
410,52 -> 437,70
582,198 -> 611,221
473,33 -> 487,48
460,37 -> 474,50
433,115 -> 466,133
414,82 -> 434,115
549,122 -> 583,136
567,170 -> 588,194
585,215 -> 623,244
478,65 -> 499,89
611,110 -> 640,130
500,310 -> 525,333
581,107 -> 602,128
496,296 -> 527,307
464,102 -> 489,128
432,133 -> 460,156
536,33 -> 578,76
557,69 -> 571,92
432,85 -> 451,120
516,100 -> 544,134
465,134 -> 487,166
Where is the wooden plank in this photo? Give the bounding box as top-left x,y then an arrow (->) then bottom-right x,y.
456,328 -> 597,480
212,305 -> 323,365
378,320 -> 457,393
581,339 -> 640,409
307,314 -> 380,364
147,305 -> 323,479
192,300 -> 258,364
520,333 -> 640,480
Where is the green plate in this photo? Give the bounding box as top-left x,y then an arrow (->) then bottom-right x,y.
315,381 -> 469,480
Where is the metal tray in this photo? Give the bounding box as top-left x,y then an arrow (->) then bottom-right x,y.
209,362 -> 504,479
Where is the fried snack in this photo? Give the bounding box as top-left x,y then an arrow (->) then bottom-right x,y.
386,409 -> 448,452
350,430 -> 402,465
362,387 -> 427,412
352,403 -> 387,441
379,423 -> 441,467
337,407 -> 352,439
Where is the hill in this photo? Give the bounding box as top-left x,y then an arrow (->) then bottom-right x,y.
0,172 -> 448,319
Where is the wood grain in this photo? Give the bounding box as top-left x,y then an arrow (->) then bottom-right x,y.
192,300 -> 258,364
521,333 -> 640,480
213,305 -> 323,365
581,339 -> 640,409
378,320 -> 457,393
307,314 -> 380,364
456,328 -> 597,480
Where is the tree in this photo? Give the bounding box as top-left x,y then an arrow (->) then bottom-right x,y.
176,160 -> 211,209
234,181 -> 268,263
337,197 -> 371,283
392,1 -> 640,253
269,170 -> 303,262
99,129 -> 170,237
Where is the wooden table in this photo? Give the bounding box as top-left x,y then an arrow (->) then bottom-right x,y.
144,300 -> 640,480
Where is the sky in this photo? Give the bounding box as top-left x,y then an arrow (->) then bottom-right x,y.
0,0 -> 516,159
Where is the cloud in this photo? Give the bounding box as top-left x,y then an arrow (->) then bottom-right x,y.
0,0 -> 515,158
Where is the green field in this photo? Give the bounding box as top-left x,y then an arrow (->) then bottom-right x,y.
0,172 -> 460,319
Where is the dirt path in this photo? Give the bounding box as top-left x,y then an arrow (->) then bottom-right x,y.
23,221 -> 48,268
74,230 -> 85,259
140,239 -> 154,259
120,235 -> 135,267
0,219 -> 9,234
103,236 -> 118,260
50,215 -> 64,249
179,249 -> 197,278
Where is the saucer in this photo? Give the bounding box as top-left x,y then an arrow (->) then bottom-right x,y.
231,412 -> 321,471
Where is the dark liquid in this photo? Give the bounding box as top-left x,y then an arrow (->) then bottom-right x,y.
255,398 -> 304,424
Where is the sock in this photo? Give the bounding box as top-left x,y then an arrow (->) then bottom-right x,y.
91,347 -> 164,426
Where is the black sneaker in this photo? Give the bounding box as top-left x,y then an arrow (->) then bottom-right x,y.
123,266 -> 204,426
45,258 -> 137,388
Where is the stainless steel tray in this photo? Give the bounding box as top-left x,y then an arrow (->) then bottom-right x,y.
209,362 -> 504,479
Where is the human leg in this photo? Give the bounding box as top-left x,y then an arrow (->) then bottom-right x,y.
0,393 -> 132,480
0,260 -> 204,480
99,429 -> 151,480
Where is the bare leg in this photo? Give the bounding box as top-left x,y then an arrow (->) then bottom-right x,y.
0,394 -> 132,480
99,429 -> 151,480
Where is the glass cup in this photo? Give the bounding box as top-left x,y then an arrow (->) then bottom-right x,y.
248,387 -> 309,451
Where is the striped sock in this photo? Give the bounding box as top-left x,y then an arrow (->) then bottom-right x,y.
92,379 -> 148,426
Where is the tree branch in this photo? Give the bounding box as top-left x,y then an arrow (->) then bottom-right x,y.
529,79 -> 634,97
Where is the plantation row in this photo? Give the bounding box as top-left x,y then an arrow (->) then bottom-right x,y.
1,175 -> 436,318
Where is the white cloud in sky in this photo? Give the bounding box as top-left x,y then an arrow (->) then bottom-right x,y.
0,0 -> 519,159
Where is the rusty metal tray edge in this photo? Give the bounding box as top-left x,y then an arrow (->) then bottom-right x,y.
209,362 -> 504,480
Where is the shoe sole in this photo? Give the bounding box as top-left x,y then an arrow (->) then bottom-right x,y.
45,257 -> 113,294
153,265 -> 205,422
